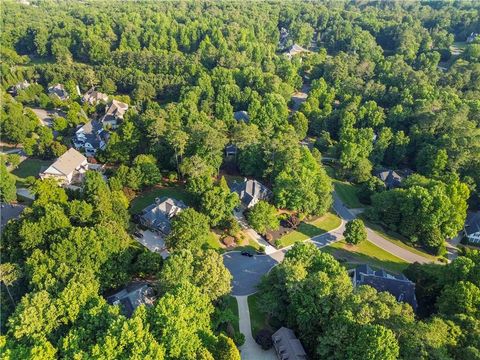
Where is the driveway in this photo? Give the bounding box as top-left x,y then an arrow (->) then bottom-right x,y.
234,209 -> 277,254
29,107 -> 66,127
134,230 -> 169,259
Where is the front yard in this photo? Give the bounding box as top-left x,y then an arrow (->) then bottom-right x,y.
333,180 -> 363,208
275,212 -> 341,248
323,239 -> 409,274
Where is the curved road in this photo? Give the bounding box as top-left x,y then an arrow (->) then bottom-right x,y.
224,192 -> 434,296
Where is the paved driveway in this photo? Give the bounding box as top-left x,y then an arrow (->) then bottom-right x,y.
135,230 -> 169,259
223,252 -> 282,295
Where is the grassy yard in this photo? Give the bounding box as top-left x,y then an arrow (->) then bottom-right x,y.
129,185 -> 192,214
225,296 -> 239,333
333,180 -> 363,208
248,293 -> 273,337
11,158 -> 51,186
202,231 -> 223,251
323,239 -> 409,273
361,218 -> 439,262
276,212 -> 341,248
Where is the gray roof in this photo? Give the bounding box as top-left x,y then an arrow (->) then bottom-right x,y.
140,197 -> 187,234
230,179 -> 272,208
102,99 -> 128,123
233,110 -> 250,122
285,44 -> 310,58
48,83 -> 69,100
272,327 -> 307,360
465,212 -> 480,236
106,282 -> 155,317
375,169 -> 403,189
47,148 -> 87,176
82,87 -> 109,105
353,264 -> 417,311
75,120 -> 109,150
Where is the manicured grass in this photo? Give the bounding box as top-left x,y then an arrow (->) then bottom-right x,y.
276,212 -> 341,248
363,219 -> 439,262
323,239 -> 409,273
11,158 -> 51,184
225,296 -> 239,333
129,185 -> 192,214
248,293 -> 272,337
333,180 -> 363,208
202,231 -> 223,251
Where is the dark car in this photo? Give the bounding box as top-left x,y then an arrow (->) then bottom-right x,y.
241,251 -> 253,257
133,231 -> 143,238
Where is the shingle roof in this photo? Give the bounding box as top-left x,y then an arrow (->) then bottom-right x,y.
140,197 -> 187,233
233,110 -> 250,122
231,179 -> 272,208
82,87 -> 109,105
353,264 -> 417,311
75,120 -> 109,149
465,212 -> 480,236
106,282 -> 155,317
48,148 -> 87,176
375,169 -> 403,189
272,327 -> 307,360
48,83 -> 69,100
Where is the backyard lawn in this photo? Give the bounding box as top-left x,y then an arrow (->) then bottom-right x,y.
129,185 -> 192,214
333,180 -> 363,208
11,158 -> 51,185
323,239 -> 409,273
276,212 -> 341,248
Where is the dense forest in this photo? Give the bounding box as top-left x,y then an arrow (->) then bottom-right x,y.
1,0 -> 479,359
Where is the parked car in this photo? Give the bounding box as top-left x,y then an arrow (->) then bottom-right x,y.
241,251 -> 253,257
133,231 -> 143,238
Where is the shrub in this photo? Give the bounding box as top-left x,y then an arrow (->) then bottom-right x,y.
255,328 -> 273,350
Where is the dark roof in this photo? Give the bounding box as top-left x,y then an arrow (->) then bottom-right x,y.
75,120 -> 109,149
106,282 -> 155,317
465,212 -> 480,236
272,327 -> 307,360
353,264 -> 417,311
233,110 -> 249,122
48,83 -> 69,100
140,197 -> 187,234
375,169 -> 403,189
230,179 -> 272,208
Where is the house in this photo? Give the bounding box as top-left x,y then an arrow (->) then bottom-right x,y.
233,110 -> 250,123
375,169 -> 404,189
73,120 -> 109,157
284,43 -> 310,59
48,83 -> 69,101
464,211 -> 480,244
106,282 -> 155,317
351,264 -> 418,311
225,144 -> 238,157
100,99 -> 129,128
272,327 -> 307,360
9,80 -> 30,96
40,148 -> 88,186
82,87 -> 109,105
140,197 -> 187,235
467,32 -> 478,43
230,178 -> 272,208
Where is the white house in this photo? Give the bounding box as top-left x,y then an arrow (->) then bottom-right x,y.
73,120 -> 109,157
40,148 -> 88,186
230,178 -> 272,208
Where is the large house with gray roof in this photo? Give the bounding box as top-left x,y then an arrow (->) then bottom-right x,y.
272,327 -> 307,360
464,211 -> 480,244
73,120 -> 109,157
139,197 -> 187,235
40,148 -> 88,186
230,178 -> 272,208
101,99 -> 129,128
82,87 -> 109,105
106,282 -> 155,317
351,264 -> 417,311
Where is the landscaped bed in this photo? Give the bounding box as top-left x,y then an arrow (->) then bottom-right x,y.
323,239 -> 409,274
275,212 -> 342,248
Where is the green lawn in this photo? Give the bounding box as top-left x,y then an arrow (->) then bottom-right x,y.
11,158 -> 51,185
248,293 -> 272,337
225,296 -> 239,333
276,212 -> 341,248
362,219 -> 439,262
129,186 -> 192,214
202,231 -> 223,251
333,180 -> 363,208
323,239 -> 409,273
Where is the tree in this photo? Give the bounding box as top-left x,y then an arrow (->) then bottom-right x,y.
246,201 -> 279,235
165,208 -> 211,251
437,281 -> 480,317
200,177 -> 239,226
290,111 -> 308,139
0,162 -> 17,203
344,219 -> 367,245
